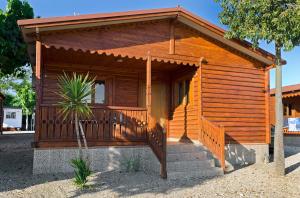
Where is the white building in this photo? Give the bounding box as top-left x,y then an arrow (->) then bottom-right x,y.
3,108 -> 22,130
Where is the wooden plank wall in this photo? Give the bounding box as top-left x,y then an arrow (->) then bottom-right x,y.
168,68 -> 200,140
42,64 -> 139,106
39,19 -> 269,144
170,22 -> 268,143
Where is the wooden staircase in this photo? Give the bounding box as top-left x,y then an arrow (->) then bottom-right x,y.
147,116 -> 226,179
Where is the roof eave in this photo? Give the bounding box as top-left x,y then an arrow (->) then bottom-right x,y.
18,7 -> 277,67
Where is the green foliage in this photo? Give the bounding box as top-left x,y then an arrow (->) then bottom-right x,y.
215,0 -> 300,51
0,0 -> 34,75
3,93 -> 16,107
121,155 -> 141,172
70,158 -> 91,188
57,72 -> 95,119
11,78 -> 35,115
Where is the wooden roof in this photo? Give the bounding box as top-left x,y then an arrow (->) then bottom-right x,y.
18,7 -> 278,67
270,84 -> 300,98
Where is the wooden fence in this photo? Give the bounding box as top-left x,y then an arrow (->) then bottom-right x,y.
37,105 -> 148,147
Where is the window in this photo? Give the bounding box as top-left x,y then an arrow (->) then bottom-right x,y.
176,79 -> 190,106
185,80 -> 190,104
6,112 -> 16,119
288,104 -> 293,116
178,81 -> 184,105
83,80 -> 106,104
283,103 -> 293,116
95,81 -> 105,104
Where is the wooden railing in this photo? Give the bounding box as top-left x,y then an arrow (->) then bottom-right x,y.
147,117 -> 167,179
283,127 -> 300,135
199,117 -> 225,170
37,104 -> 148,147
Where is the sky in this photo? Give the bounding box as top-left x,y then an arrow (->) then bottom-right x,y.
1,0 -> 299,88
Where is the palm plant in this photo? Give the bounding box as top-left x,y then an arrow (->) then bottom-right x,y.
57,72 -> 95,158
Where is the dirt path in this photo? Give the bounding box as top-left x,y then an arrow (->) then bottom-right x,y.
0,134 -> 300,198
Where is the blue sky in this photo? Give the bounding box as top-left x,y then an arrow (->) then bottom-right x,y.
1,0 -> 299,88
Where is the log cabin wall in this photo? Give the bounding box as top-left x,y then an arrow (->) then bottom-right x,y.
39,18 -> 269,144
171,22 -> 268,144
168,67 -> 199,140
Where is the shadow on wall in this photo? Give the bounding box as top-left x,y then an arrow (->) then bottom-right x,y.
225,143 -> 256,171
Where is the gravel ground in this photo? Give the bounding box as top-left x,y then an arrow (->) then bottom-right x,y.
0,133 -> 300,198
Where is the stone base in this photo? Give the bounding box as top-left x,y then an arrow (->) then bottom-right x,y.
284,135 -> 300,147
33,146 -> 160,175
225,143 -> 269,168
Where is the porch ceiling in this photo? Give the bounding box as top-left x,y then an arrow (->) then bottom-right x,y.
44,46 -> 197,72
43,43 -> 200,67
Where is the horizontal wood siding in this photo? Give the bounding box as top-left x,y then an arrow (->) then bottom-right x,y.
172,22 -> 267,143
39,19 -> 269,145
115,77 -> 138,107
202,63 -> 266,143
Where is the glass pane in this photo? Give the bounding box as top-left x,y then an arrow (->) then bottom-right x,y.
95,81 -> 105,104
178,82 -> 183,105
185,80 -> 190,104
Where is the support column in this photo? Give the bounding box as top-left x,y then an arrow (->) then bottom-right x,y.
146,52 -> 152,122
34,30 -> 42,145
265,69 -> 270,144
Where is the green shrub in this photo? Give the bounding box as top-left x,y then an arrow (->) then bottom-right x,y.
70,158 -> 91,188
121,155 -> 141,172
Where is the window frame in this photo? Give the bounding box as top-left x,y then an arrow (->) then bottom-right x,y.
173,77 -> 192,108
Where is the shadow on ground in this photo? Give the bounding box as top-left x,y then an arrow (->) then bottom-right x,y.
0,133 -> 220,197
0,133 -> 73,193
68,171 -> 220,198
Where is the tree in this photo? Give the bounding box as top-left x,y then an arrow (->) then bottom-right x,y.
57,72 -> 94,159
12,78 -> 35,130
215,0 -> 300,176
0,0 -> 34,75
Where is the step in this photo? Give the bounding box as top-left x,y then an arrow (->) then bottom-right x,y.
167,168 -> 224,180
167,144 -> 205,154
167,159 -> 215,172
167,151 -> 208,162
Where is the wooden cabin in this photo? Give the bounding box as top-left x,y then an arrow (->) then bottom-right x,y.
270,84 -> 300,147
18,7 -> 276,177
0,93 -> 4,134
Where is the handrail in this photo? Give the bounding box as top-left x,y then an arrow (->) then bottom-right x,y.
199,116 -> 226,170
40,104 -> 147,111
147,117 -> 167,179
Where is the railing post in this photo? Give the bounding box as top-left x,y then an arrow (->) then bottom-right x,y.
160,130 -> 167,179
220,125 -> 226,170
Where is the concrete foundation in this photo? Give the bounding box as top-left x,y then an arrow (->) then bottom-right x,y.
284,135 -> 300,147
225,143 -> 269,167
33,146 -> 160,175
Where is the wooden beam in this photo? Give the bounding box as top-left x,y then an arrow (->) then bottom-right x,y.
198,57 -> 205,118
169,19 -> 175,55
265,69 -> 270,144
146,52 -> 152,118
35,38 -> 42,143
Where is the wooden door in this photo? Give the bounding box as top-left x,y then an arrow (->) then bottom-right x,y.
139,81 -> 168,130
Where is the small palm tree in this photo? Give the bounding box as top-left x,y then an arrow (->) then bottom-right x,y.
57,72 -> 95,158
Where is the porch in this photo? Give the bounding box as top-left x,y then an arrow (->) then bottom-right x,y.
33,41 -> 226,178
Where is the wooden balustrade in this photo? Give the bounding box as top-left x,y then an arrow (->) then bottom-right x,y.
36,104 -> 148,147
147,117 -> 167,179
199,117 -> 225,170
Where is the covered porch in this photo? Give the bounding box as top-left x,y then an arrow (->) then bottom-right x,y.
34,43 -> 203,177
